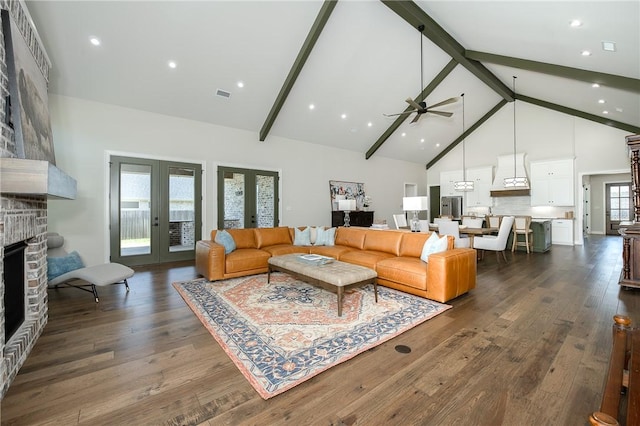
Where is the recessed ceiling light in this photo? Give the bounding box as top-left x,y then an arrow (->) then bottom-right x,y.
592,83 -> 600,88
436,143 -> 440,147
569,20 -> 582,27
89,37 -> 101,46
616,107 -> 623,113
598,99 -> 605,104
603,110 -> 609,114
367,122 -> 372,127
309,104 -> 315,110
168,61 -> 177,69
401,132 -> 406,137
581,50 -> 592,56
237,81 -> 244,88
602,41 -> 616,52
341,113 -> 347,119
420,138 -> 425,143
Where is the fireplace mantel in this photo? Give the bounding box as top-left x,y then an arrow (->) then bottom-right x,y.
0,158 -> 76,199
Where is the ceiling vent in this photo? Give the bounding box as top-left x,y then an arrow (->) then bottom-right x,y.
216,89 -> 231,99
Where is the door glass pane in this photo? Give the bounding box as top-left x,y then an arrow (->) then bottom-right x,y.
611,210 -> 620,220
621,210 -> 631,220
620,186 -> 630,196
256,174 -> 275,227
120,164 -> 151,256
621,197 -> 630,209
611,198 -> 620,209
611,186 -> 619,197
169,167 -> 195,252
224,172 -> 245,229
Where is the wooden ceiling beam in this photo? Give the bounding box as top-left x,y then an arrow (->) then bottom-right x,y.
517,94 -> 640,135
381,1 -> 514,102
466,50 -> 640,94
259,1 -> 337,142
426,99 -> 508,170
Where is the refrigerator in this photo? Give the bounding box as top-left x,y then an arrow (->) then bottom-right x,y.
440,196 -> 463,219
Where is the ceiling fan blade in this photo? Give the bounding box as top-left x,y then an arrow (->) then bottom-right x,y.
410,113 -> 422,124
405,98 -> 422,110
427,97 -> 459,109
383,111 -> 413,117
426,110 -> 454,117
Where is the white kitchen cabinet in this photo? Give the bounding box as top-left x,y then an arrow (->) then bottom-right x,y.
552,219 -> 574,245
439,170 -> 463,197
530,159 -> 574,206
465,167 -> 493,207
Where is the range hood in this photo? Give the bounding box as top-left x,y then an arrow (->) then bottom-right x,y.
0,158 -> 77,199
490,153 -> 530,197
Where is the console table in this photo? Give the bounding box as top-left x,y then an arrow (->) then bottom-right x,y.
620,134 -> 640,289
331,211 -> 374,228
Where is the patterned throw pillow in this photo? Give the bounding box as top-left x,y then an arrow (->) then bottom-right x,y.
214,230 -> 236,254
47,251 -> 85,281
294,227 -> 311,246
315,227 -> 336,246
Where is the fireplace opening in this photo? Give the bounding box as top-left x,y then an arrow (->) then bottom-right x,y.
4,241 -> 26,343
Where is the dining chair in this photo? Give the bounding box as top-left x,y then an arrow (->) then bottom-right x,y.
473,216 -> 515,262
433,217 -> 452,226
512,216 -> 534,253
462,217 -> 484,228
437,220 -> 470,248
486,215 -> 502,229
393,214 -> 409,230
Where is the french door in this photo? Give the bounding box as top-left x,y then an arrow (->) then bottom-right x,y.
605,182 -> 632,235
110,156 -> 202,266
217,166 -> 279,229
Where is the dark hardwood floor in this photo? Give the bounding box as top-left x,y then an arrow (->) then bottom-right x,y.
2,235 -> 638,425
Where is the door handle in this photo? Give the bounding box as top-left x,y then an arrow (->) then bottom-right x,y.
153,217 -> 159,227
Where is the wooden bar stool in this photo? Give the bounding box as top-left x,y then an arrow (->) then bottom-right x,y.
512,216 -> 533,253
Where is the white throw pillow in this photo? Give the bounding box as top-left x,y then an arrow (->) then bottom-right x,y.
309,226 -> 318,244
420,232 -> 448,262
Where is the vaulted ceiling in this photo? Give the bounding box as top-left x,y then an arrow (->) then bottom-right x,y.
26,1 -> 640,167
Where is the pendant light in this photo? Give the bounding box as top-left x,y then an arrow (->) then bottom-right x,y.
504,76 -> 528,188
454,93 -> 474,191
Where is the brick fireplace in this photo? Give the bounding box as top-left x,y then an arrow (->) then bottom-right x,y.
0,1 -> 66,399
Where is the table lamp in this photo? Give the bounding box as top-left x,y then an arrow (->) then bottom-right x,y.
403,196 -> 428,232
338,199 -> 356,227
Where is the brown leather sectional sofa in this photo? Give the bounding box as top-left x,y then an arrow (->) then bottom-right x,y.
195,226 -> 477,303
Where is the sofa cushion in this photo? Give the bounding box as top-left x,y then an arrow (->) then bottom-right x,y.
376,257 -> 428,290
214,230 -> 236,254
256,227 -> 292,248
315,227 -> 336,246
363,229 -> 403,256
399,232 -> 431,257
226,228 -> 257,249
308,245 -> 352,258
225,248 -> 271,273
263,244 -> 309,256
293,227 -> 311,246
339,250 -> 395,270
335,227 -> 367,249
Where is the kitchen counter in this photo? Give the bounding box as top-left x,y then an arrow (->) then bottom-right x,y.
507,219 -> 552,252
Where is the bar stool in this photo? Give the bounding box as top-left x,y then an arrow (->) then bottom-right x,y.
512,216 -> 533,253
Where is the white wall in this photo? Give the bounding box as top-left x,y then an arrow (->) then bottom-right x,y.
426,101 -> 632,243
47,95 -> 428,265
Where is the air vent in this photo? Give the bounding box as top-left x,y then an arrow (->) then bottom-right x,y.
216,89 -> 231,99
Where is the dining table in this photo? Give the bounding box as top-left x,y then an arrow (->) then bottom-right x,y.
429,223 -> 499,247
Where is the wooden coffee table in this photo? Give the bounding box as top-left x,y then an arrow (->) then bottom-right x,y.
267,254 -> 377,317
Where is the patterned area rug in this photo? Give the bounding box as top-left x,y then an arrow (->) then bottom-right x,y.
173,273 -> 451,399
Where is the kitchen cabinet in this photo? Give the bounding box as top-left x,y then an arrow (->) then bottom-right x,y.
530,159 -> 574,206
552,219 -> 574,245
465,167 -> 493,207
439,170 -> 463,197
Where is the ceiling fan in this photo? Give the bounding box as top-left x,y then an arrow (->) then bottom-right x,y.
384,24 -> 458,124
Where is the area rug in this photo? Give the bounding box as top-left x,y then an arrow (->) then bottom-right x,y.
173,273 -> 451,399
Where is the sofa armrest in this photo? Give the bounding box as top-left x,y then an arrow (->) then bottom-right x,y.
195,240 -> 225,281
426,248 -> 477,302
